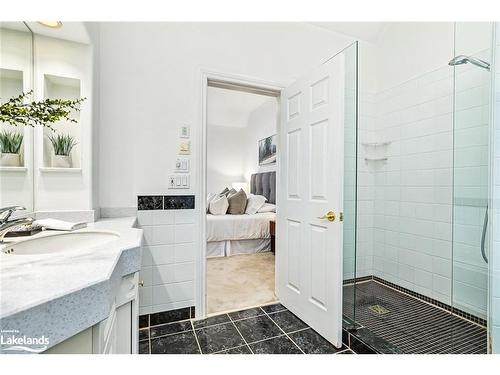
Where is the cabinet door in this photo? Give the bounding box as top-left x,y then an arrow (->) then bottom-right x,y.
115,301 -> 132,354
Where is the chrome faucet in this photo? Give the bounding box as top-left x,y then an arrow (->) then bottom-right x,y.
0,206 -> 34,243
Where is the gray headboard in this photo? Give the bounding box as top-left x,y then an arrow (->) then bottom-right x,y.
250,172 -> 276,204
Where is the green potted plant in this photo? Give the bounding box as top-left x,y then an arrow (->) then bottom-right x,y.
48,133 -> 77,168
0,130 -> 23,167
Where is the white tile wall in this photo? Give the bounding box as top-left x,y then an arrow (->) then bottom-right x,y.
369,57 -> 491,318
371,65 -> 455,303
137,209 -> 196,315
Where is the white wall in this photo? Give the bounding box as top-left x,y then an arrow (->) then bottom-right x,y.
96,22 -> 376,315
207,125 -> 246,194
33,35 -> 93,214
243,98 -> 278,182
97,22 -> 375,209
207,97 -> 277,194
376,22 -> 454,92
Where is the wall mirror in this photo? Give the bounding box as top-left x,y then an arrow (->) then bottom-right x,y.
0,22 -> 34,213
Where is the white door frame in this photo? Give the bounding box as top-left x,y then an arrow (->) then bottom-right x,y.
196,68 -> 285,319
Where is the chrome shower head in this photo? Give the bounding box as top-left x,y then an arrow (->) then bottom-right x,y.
448,55 -> 490,71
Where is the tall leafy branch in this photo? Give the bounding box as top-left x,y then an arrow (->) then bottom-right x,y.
0,90 -> 86,131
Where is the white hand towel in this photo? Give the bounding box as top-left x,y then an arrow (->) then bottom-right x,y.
34,218 -> 87,231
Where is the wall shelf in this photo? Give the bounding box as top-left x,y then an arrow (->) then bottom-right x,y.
42,74 -> 82,170
0,166 -> 27,172
39,167 -> 82,173
364,157 -> 388,162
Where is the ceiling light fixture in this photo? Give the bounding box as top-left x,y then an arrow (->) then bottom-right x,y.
38,21 -> 63,29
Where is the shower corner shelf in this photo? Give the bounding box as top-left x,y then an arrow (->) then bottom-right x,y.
361,141 -> 391,147
364,157 -> 388,163
39,167 -> 82,173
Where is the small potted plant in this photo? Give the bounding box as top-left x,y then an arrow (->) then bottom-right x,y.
48,133 -> 77,168
0,130 -> 23,167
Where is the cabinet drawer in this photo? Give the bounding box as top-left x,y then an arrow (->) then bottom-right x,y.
116,272 -> 139,306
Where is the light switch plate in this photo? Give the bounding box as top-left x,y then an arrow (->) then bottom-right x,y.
169,174 -> 190,189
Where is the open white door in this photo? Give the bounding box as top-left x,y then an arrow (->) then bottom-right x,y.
277,53 -> 345,347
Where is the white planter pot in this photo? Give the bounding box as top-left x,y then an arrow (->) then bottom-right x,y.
0,153 -> 21,167
51,154 -> 71,168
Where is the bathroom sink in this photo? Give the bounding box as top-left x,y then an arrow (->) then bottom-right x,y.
1,230 -> 120,255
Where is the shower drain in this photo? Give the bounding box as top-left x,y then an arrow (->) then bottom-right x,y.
368,304 -> 390,315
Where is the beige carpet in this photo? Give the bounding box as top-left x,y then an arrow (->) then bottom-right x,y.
207,252 -> 277,314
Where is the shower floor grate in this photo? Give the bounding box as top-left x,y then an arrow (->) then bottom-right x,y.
343,280 -> 487,354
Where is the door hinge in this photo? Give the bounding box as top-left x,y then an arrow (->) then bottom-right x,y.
339,212 -> 344,222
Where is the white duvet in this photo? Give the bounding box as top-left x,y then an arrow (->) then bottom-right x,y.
206,212 -> 276,242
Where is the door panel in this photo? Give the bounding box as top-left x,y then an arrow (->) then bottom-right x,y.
278,54 -> 345,347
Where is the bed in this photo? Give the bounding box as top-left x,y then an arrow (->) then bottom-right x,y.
206,172 -> 276,257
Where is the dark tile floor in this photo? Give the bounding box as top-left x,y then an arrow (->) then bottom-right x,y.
139,303 -> 352,354
343,280 -> 487,354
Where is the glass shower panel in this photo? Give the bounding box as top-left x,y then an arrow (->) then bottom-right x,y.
342,42 -> 358,323
452,22 -> 493,321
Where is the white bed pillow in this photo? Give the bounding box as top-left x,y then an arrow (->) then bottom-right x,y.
206,193 -> 218,213
209,194 -> 229,215
245,194 -> 267,214
257,203 -> 276,213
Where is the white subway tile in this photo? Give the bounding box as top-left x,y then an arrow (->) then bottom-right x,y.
149,244 -> 175,265
175,224 -> 195,243
152,210 -> 175,225
152,281 -> 195,305
175,210 -> 196,224
152,262 -> 194,285
137,210 -> 153,226
152,225 -> 175,245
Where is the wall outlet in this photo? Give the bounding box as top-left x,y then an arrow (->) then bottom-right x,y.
169,175 -> 190,189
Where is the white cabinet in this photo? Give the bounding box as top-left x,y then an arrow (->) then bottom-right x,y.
45,272 -> 139,354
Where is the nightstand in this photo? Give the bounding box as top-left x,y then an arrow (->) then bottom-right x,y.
270,220 -> 276,254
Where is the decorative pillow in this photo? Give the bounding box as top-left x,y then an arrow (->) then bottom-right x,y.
206,193 -> 218,213
226,188 -> 237,197
245,194 -> 267,215
257,203 -> 276,213
227,189 -> 247,214
220,187 -> 230,196
209,195 -> 229,215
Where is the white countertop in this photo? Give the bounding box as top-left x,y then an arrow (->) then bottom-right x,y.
0,217 -> 142,351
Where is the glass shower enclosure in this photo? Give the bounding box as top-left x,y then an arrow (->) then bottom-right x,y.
342,22 -> 494,354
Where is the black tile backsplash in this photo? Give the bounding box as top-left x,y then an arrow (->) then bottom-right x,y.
138,195 -> 164,210
137,195 -> 195,210
139,315 -> 149,329
164,195 -> 195,210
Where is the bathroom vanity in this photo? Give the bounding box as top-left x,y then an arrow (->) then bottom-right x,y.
0,217 -> 142,354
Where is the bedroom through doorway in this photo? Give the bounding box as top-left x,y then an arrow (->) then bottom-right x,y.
205,80 -> 280,315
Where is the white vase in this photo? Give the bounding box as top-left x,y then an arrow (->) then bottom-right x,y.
52,154 -> 71,168
0,153 -> 20,167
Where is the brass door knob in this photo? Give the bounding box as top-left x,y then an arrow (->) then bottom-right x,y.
318,211 -> 336,222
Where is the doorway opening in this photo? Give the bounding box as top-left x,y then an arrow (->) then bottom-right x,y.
202,75 -> 282,316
